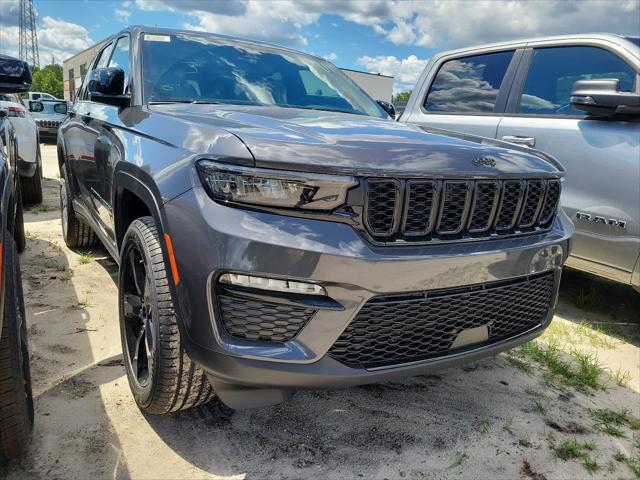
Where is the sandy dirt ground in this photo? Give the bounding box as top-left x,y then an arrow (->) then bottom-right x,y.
1,144 -> 639,479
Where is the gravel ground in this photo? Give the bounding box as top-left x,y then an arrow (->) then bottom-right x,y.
2,144 -> 639,480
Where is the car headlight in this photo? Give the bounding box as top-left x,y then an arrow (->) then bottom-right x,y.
197,160 -> 357,210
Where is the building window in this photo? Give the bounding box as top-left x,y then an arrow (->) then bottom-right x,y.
68,68 -> 75,81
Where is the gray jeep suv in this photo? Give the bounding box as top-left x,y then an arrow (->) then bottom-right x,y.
58,27 -> 573,413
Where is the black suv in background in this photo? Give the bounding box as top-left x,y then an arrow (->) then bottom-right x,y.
0,54 -> 33,461
58,27 -> 572,414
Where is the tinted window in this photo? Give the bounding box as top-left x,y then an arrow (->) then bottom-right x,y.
95,43 -> 112,68
108,36 -> 130,88
32,93 -> 40,100
81,43 -> 113,101
425,51 -> 514,113
140,32 -> 386,117
519,47 -> 636,116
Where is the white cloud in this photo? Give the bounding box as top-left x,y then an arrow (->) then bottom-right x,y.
133,0 -> 640,51
0,16 -> 94,64
358,54 -> 429,93
0,0 -> 20,27
323,52 -> 338,62
115,8 -> 131,22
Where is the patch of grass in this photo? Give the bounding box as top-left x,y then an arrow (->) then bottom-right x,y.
45,259 -> 67,272
583,456 -> 600,475
614,452 -> 640,479
612,367 -> 632,387
478,417 -> 490,434
512,341 -> 608,393
634,433 -> 640,450
518,438 -> 533,448
502,419 -> 515,436
505,353 -> 533,374
551,439 -> 602,474
447,453 -> 466,470
534,400 -> 545,414
543,320 -> 617,350
78,251 -> 93,265
28,204 -> 56,214
553,439 -> 584,460
589,408 -> 639,437
76,297 -> 93,308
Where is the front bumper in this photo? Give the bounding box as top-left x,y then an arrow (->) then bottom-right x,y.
164,186 -> 573,407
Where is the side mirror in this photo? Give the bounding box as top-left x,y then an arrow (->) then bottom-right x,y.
570,79 -> 640,116
376,100 -> 396,118
0,54 -> 32,94
53,102 -> 68,115
29,100 -> 43,112
87,67 -> 130,107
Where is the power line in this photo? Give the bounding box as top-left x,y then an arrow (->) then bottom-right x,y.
19,0 -> 40,68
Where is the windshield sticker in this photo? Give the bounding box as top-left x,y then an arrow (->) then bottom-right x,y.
144,34 -> 171,42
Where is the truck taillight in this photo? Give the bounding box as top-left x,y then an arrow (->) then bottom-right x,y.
7,106 -> 26,118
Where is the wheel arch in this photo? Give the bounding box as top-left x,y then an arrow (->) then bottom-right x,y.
113,165 -> 167,254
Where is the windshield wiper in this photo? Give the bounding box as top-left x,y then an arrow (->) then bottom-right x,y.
278,104 -> 365,116
148,99 -> 221,105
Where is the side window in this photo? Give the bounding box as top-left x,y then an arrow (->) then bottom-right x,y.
32,93 -> 40,100
519,46 -> 636,116
424,51 -> 514,113
80,42 -> 112,101
108,36 -> 131,90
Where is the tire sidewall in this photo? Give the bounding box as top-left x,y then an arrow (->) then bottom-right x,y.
118,221 -> 162,409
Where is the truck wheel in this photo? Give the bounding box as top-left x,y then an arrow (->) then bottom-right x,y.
119,217 -> 214,414
20,149 -> 43,204
59,166 -> 97,248
0,233 -> 34,462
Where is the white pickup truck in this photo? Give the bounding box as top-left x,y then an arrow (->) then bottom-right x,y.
401,34 -> 640,291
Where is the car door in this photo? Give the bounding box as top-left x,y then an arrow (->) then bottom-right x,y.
405,49 -> 522,138
66,40 -> 114,211
88,34 -> 131,236
497,45 -> 640,283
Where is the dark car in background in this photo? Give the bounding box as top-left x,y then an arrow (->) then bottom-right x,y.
29,99 -> 69,142
0,54 -> 34,461
57,26 -> 572,415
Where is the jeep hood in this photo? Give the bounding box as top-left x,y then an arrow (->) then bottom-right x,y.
150,104 -> 563,177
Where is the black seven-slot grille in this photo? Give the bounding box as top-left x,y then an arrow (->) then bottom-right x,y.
218,294 -> 316,342
329,272 -> 555,369
363,178 -> 560,242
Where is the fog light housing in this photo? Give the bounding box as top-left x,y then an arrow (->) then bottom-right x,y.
530,245 -> 564,274
219,273 -> 326,296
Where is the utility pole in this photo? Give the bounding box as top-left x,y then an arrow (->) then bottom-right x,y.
19,0 -> 40,68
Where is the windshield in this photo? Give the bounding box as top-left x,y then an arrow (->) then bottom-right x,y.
140,32 -> 387,118
40,102 -> 65,114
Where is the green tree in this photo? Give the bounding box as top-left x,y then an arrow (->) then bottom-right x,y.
30,64 -> 63,98
393,90 -> 412,103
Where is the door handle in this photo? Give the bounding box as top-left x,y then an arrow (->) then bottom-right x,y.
501,135 -> 536,148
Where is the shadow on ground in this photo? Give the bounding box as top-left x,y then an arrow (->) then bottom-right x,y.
557,268 -> 640,346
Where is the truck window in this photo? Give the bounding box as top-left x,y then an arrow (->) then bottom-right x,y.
424,51 -> 514,113
519,46 -> 636,116
108,36 -> 131,88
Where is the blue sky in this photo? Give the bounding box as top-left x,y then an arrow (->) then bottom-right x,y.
1,0 -> 639,92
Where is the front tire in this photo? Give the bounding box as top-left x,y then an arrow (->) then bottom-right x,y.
119,217 -> 214,414
0,233 -> 34,462
59,165 -> 97,248
20,148 -> 43,205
